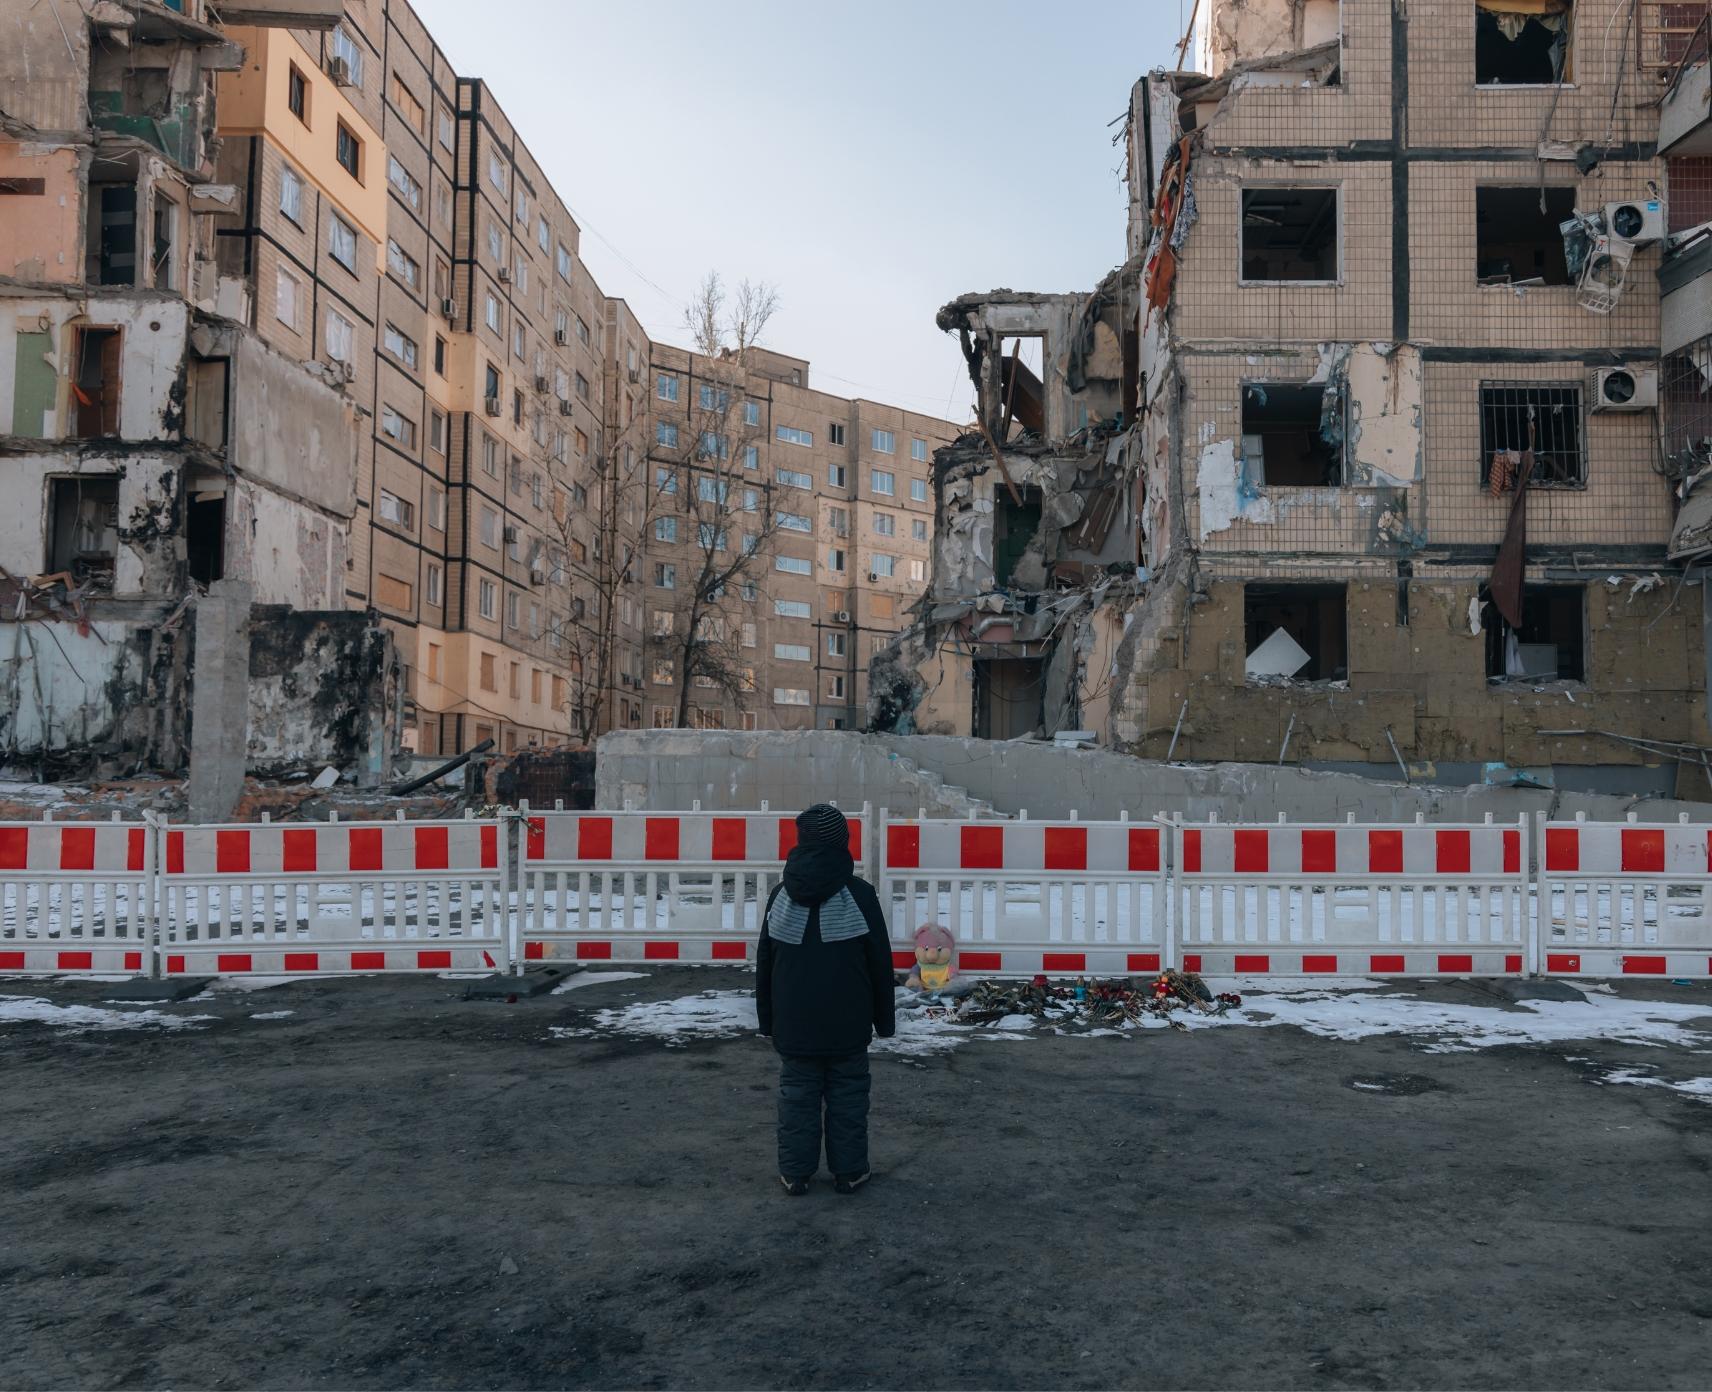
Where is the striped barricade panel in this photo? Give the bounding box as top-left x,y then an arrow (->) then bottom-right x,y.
879,817 -> 1167,978
1173,820 -> 1528,977
518,811 -> 866,964
0,819 -> 154,974
156,818 -> 509,975
1539,817 -> 1712,978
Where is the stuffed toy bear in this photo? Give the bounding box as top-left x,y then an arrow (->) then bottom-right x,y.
904,924 -> 956,993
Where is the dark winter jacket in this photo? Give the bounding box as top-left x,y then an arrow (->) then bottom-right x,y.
755,841 -> 896,1057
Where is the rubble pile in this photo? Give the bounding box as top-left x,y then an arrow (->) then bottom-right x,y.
916,971 -> 1243,1033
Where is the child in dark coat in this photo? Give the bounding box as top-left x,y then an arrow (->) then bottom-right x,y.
755,803 -> 896,1194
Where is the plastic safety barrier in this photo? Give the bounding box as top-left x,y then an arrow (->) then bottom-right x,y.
156,814 -> 510,975
1539,813 -> 1712,978
1173,815 -> 1529,976
0,815 -> 154,973
518,803 -> 868,964
878,812 -> 1167,977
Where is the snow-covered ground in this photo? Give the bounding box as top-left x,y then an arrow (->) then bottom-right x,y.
548,978 -> 1712,1088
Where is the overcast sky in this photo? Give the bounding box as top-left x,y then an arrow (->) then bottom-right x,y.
413,0 -> 1185,422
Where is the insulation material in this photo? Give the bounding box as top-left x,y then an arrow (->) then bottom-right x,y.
1245,627 -> 1312,679
1197,438 -> 1273,538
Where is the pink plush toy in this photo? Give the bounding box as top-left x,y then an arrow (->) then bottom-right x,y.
905,924 -> 955,992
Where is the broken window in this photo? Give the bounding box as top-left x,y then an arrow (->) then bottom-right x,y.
1244,584 -> 1348,682
993,486 -> 1043,587
1479,384 -> 1585,489
1476,1 -> 1572,85
94,184 -> 136,286
70,328 -> 122,438
1476,187 -> 1575,286
1241,188 -> 1339,283
1484,584 -> 1584,681
150,196 -> 176,291
47,477 -> 118,580
187,492 -> 226,587
1242,382 -> 1344,486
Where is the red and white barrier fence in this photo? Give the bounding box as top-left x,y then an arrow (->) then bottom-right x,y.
1173,815 -> 1529,977
517,802 -> 869,965
156,813 -> 509,976
0,815 -> 154,974
5,805 -> 1712,983
1539,813 -> 1712,978
877,810 -> 1167,978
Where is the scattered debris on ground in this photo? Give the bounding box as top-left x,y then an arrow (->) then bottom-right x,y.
910,971 -> 1244,1033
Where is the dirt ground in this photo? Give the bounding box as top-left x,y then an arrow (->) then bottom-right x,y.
3,967 -> 1711,1391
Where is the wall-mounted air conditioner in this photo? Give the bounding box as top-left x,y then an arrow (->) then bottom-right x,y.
440,298 -> 457,320
835,610 -> 851,624
554,329 -> 569,346
534,375 -> 549,393
1590,365 -> 1659,412
497,267 -> 511,285
558,400 -> 574,416
326,56 -> 353,87
483,396 -> 502,417
1605,199 -> 1664,247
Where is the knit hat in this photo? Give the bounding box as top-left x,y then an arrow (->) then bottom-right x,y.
795,803 -> 848,849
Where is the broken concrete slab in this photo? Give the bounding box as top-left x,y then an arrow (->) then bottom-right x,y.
461,965 -> 581,1000
103,975 -> 214,1003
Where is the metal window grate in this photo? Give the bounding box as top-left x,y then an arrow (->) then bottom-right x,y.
1641,1 -> 1710,75
1479,385 -> 1586,490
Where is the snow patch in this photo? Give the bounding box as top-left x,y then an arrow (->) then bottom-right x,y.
550,971 -> 649,995
250,1010 -> 295,1020
0,996 -> 214,1033
1596,1068 -> 1712,1102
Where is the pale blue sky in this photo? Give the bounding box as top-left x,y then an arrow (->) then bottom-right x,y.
412,0 -> 1185,421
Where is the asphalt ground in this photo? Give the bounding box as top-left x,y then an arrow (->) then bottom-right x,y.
2,968 -> 1710,1391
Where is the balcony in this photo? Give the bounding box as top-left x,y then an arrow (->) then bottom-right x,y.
1660,57 -> 1712,156
209,0 -> 346,28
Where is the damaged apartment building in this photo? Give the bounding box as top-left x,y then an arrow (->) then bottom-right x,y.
0,0 -> 396,784
875,0 -> 1712,796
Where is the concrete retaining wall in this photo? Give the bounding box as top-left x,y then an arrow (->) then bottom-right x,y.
595,730 -> 1712,826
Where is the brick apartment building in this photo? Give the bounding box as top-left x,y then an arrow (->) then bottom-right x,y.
0,0 -> 956,774
877,0 -> 1712,798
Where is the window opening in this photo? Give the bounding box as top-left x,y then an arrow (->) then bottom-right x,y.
1476,1 -> 1572,85
48,477 -> 119,579
1242,382 -> 1343,486
1244,583 -> 1348,682
1483,583 -> 1584,681
95,185 -> 137,286
993,485 -> 1042,587
1241,188 -> 1339,283
187,493 -> 226,586
1476,187 -> 1575,285
71,327 -> 122,438
1479,384 -> 1585,489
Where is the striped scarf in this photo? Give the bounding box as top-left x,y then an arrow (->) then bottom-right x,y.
767,887 -> 867,945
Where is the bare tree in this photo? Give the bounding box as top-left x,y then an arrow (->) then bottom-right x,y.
650,272 -> 784,729
550,408 -> 653,744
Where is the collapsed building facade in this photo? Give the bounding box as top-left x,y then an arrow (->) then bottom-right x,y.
876,0 -> 1712,797
0,0 -> 396,783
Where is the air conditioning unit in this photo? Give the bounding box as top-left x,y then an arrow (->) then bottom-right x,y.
558,399 -> 574,416
1590,365 -> 1659,412
835,610 -> 851,624
627,366 -> 640,383
553,329 -> 569,346
534,375 -> 549,393
326,56 -> 353,86
440,298 -> 457,320
483,396 -> 502,417
503,525 -> 519,544
1577,235 -> 1634,315
497,267 -> 511,285
334,359 -> 355,383
1605,199 -> 1664,247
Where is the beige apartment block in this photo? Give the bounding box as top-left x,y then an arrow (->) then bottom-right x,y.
637,342 -> 954,735
880,0 -> 1712,797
